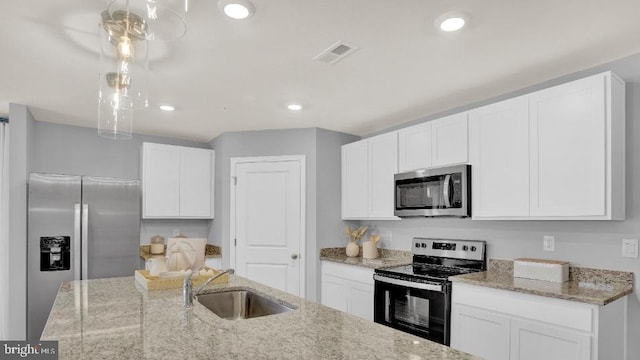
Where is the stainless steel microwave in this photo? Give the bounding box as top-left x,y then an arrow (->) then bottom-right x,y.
394,164 -> 470,217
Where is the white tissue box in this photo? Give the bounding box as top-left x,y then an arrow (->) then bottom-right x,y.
513,258 -> 569,283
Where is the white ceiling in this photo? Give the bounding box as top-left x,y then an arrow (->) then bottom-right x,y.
1,0 -> 639,142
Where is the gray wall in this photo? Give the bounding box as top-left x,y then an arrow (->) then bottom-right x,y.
361,54 -> 640,359
6,104 -> 34,340
210,128 -> 357,301
29,120 -> 212,244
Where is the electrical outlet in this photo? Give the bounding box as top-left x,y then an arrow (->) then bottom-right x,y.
543,236 -> 555,252
622,239 -> 639,258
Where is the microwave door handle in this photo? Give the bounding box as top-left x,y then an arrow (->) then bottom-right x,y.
443,174 -> 452,208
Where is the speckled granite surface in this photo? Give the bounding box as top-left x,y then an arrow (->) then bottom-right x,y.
140,244 -> 221,260
450,259 -> 633,306
320,247 -> 412,269
42,275 -> 479,360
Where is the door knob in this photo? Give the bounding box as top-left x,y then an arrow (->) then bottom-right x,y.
291,254 -> 298,260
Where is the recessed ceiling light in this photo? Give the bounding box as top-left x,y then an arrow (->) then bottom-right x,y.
219,0 -> 255,20
435,12 -> 469,32
159,105 -> 175,111
287,104 -> 303,111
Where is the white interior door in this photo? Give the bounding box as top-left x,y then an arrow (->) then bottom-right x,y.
232,156 -> 305,297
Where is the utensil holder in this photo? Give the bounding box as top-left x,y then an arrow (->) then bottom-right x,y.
362,241 -> 378,259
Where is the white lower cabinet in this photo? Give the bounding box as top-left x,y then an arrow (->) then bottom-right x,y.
451,282 -> 627,360
453,305 -> 511,360
510,319 -> 591,360
320,261 -> 374,321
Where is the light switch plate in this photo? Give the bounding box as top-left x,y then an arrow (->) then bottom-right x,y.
543,236 -> 555,252
622,239 -> 639,258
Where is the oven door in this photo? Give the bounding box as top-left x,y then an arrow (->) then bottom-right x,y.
373,275 -> 451,345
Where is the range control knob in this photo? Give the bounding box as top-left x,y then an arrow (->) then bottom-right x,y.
470,246 -> 477,252
421,243 -> 427,248
415,243 -> 420,248
462,245 -> 469,251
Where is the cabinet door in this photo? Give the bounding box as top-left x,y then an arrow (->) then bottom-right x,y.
368,132 -> 399,219
398,122 -> 432,172
431,113 -> 469,167
510,319 -> 591,360
529,74 -> 606,217
321,273 -> 348,313
142,143 -> 181,218
341,140 -> 369,219
451,304 -> 510,360
347,281 -> 374,321
180,147 -> 214,218
470,96 -> 530,218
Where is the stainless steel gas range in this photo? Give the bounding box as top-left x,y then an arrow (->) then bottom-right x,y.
373,238 -> 486,345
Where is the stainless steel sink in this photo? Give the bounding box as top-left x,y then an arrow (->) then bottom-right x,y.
196,289 -> 294,320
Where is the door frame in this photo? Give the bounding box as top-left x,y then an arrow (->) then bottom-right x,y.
230,155 -> 306,298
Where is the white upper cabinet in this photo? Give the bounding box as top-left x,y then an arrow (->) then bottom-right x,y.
142,143 -> 181,218
529,72 -> 624,219
398,113 -> 468,172
368,132 -> 399,218
398,122 -> 432,172
470,96 -> 530,218
142,143 -> 215,219
179,147 -> 215,217
341,140 -> 369,219
469,71 -> 625,220
342,132 -> 399,220
431,113 -> 469,167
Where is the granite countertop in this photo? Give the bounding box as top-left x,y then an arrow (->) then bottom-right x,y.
450,259 -> 634,306
319,247 -> 412,269
42,275 -> 479,360
139,244 -> 221,260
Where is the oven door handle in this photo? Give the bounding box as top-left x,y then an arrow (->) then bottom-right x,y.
374,274 -> 444,292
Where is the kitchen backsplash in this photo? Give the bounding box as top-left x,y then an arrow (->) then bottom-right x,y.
140,219 -> 211,244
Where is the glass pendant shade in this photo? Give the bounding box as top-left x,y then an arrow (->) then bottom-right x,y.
104,0 -> 189,42
97,0 -> 188,139
98,98 -> 134,140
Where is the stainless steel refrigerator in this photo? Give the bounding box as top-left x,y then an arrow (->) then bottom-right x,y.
27,173 -> 140,340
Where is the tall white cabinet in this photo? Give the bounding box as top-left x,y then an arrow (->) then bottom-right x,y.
142,143 -> 215,219
341,132 -> 399,220
470,72 -> 625,220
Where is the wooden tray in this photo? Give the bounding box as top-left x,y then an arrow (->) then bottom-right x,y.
134,267 -> 229,291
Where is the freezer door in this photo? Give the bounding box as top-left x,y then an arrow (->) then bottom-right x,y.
82,177 -> 141,279
27,173 -> 82,340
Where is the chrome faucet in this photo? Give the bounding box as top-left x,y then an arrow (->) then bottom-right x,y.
183,269 -> 235,307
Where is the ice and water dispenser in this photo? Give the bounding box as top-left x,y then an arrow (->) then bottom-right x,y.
40,236 -> 71,271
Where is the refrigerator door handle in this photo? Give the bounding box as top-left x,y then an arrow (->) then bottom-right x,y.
73,204 -> 81,281
82,204 -> 89,280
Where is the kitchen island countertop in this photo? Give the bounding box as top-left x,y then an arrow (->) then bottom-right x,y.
42,274 -> 479,359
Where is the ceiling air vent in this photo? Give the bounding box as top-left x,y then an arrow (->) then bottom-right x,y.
313,41 -> 359,65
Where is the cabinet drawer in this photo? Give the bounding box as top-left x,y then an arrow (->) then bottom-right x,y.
452,283 -> 594,332
321,261 -> 374,285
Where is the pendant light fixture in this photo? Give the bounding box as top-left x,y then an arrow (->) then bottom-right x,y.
98,0 -> 188,140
